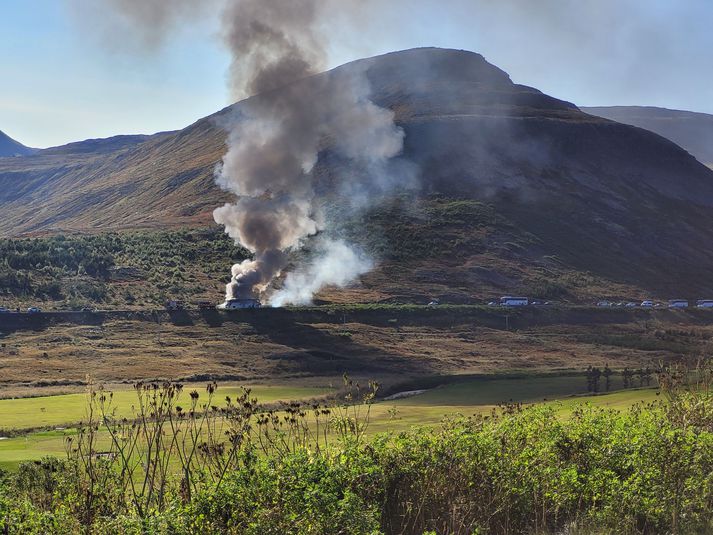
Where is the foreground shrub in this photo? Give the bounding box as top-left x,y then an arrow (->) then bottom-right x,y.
1,373 -> 712,534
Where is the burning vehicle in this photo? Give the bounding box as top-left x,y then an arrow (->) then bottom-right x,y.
164,300 -> 184,311
218,298 -> 262,310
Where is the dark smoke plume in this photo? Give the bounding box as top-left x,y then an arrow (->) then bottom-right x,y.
213,0 -> 407,304
68,0 -> 411,305
65,0 -> 218,50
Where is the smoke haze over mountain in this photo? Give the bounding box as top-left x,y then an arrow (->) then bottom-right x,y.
56,1 -> 713,305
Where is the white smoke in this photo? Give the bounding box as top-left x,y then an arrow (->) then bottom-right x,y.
270,239 -> 374,307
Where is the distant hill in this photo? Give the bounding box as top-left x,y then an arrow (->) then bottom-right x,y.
583,106 -> 713,165
2,48 -> 713,303
41,134 -> 158,156
0,130 -> 35,157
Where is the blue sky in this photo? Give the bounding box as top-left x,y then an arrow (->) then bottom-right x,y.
2,0 -> 712,148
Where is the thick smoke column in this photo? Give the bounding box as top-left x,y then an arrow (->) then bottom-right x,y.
70,0 -> 409,305
213,0 -> 405,304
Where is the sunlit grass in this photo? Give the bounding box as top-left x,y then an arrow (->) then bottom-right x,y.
0,384 -> 329,432
0,377 -> 658,470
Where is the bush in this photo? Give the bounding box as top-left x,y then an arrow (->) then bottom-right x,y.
1,376 -> 712,534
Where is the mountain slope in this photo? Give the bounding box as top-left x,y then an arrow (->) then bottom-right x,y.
0,130 -> 35,157
583,106 -> 713,165
2,48 -> 713,303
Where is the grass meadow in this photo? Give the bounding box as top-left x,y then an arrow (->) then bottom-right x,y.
0,376 -> 657,470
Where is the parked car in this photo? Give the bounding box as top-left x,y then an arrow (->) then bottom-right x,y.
625,302 -> 638,308
597,301 -> 612,307
640,300 -> 654,308
668,299 -> 689,309
27,307 -> 42,314
0,306 -> 9,314
696,300 -> 713,308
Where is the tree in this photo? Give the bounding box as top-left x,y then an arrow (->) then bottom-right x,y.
603,364 -> 613,392
591,367 -> 602,393
636,368 -> 646,387
622,368 -> 634,389
642,366 -> 653,386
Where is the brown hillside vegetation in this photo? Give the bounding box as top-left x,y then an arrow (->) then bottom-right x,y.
0,307 -> 709,390
2,48 -> 713,300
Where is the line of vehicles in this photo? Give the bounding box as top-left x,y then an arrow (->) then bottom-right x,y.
595,299 -> 713,309
488,296 -> 713,309
0,306 -> 43,314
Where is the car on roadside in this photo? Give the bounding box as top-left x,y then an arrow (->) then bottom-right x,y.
625,302 -> 638,308
640,300 -> 654,308
0,307 -> 9,314
668,299 -> 689,309
27,307 -> 42,314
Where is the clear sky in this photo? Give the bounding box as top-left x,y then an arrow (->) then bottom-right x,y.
2,0 -> 712,148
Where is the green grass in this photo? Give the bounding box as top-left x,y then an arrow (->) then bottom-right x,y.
0,430 -> 72,470
0,385 -> 329,432
365,377 -> 658,433
391,375 -> 632,406
0,377 -> 658,470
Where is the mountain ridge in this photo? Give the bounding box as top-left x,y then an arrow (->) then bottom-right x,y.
2,47 -> 713,302
0,130 -> 36,158
582,105 -> 713,165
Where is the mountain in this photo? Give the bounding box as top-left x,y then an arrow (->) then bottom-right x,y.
583,106 -> 713,165
2,47 -> 713,302
0,130 -> 35,157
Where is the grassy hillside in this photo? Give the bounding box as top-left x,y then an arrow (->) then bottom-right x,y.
0,227 -> 247,309
2,304 -> 711,391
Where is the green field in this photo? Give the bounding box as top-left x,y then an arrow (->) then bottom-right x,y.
364,378 -> 658,434
0,376 -> 658,470
390,375 -> 623,406
0,384 -> 329,432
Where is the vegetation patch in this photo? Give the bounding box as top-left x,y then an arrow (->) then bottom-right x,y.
0,369 -> 711,534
